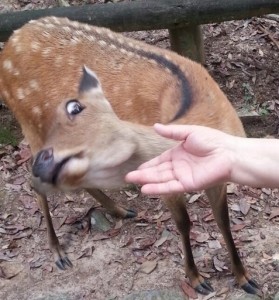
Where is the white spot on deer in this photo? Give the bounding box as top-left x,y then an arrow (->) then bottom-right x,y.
83,24 -> 91,31
51,17 -> 61,24
109,44 -> 117,50
42,48 -> 52,57
126,51 -> 134,57
15,44 -> 22,53
44,102 -> 50,108
125,100 -> 133,107
16,88 -> 25,100
75,30 -> 84,36
94,27 -> 103,35
31,42 -> 41,52
3,60 -> 13,72
68,57 -> 75,66
165,68 -> 172,74
149,59 -> 158,66
24,88 -> 31,96
32,106 -> 42,116
117,37 -> 124,45
164,54 -> 171,61
11,35 -> 19,45
42,31 -> 51,38
70,36 -> 80,45
3,90 -> 9,99
62,26 -> 71,32
120,48 -> 128,55
45,23 -> 55,29
107,32 -> 114,40
29,80 -> 40,91
98,40 -> 107,47
55,56 -> 63,66
13,68 -> 20,76
72,21 -> 80,29
88,36 -> 96,42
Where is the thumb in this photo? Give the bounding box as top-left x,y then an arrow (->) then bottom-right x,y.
154,123 -> 198,141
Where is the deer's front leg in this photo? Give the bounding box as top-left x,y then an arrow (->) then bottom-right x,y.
164,194 -> 214,295
86,188 -> 137,218
32,178 -> 72,270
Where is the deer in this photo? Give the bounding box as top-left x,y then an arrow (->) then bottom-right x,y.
0,16 -> 262,296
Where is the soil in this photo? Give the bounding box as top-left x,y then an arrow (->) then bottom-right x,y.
0,1 -> 279,300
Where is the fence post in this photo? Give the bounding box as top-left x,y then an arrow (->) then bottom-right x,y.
169,25 -> 205,64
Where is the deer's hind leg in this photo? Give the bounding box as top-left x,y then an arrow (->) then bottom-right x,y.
206,184 -> 262,296
87,188 -> 137,218
164,194 -> 214,295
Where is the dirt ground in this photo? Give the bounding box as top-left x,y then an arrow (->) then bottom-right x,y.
0,1 -> 279,300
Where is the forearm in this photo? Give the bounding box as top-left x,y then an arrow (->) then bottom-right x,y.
228,137 -> 279,188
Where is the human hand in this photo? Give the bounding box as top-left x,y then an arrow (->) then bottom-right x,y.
126,124 -> 235,194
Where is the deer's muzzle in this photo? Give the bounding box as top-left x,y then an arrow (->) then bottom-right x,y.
32,148 -> 71,185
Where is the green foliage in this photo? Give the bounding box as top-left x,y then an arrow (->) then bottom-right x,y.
0,127 -> 18,146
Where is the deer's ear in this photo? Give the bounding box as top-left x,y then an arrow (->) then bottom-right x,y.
79,65 -> 102,94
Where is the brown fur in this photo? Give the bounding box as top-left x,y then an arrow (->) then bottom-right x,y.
0,17 -> 261,295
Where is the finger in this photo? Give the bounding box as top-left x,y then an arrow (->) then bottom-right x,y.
125,165 -> 175,185
137,150 -> 173,169
154,123 -> 199,141
141,180 -> 185,195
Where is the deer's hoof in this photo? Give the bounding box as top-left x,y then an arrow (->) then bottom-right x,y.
194,280 -> 214,295
241,279 -> 262,297
125,209 -> 137,218
55,256 -> 73,270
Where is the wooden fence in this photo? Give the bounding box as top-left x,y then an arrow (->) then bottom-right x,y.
0,0 -> 278,62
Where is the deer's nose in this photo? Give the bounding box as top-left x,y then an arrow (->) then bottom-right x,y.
32,148 -> 54,182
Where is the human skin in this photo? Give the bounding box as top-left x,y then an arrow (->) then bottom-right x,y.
125,123 -> 279,194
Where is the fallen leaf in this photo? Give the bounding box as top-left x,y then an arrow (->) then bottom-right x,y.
77,246 -> 95,259
231,224 -> 246,232
152,211 -> 163,221
114,220 -> 123,230
154,235 -> 168,248
269,207 -> 279,220
132,237 -> 156,250
208,240 -> 222,249
203,292 -> 217,300
213,256 -> 227,272
194,232 -> 210,243
203,213 -> 215,222
239,199 -> 250,215
230,203 -> 241,212
159,212 -> 172,222
138,260 -> 157,274
188,193 -> 202,204
119,236 -> 133,248
227,183 -> 237,194
12,228 -> 32,240
19,195 -> 36,209
0,267 -> 6,279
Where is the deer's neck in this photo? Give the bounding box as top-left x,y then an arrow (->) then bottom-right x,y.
125,121 -> 177,166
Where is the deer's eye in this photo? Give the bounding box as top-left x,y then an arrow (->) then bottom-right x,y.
66,100 -> 84,116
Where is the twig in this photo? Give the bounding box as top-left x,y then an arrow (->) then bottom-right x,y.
258,25 -> 279,50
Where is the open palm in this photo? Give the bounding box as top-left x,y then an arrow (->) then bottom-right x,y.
126,124 -> 233,194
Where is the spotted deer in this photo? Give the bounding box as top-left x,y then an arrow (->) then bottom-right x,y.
0,16 -> 261,296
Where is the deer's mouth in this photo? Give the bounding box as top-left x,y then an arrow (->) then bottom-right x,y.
32,148 -> 85,186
